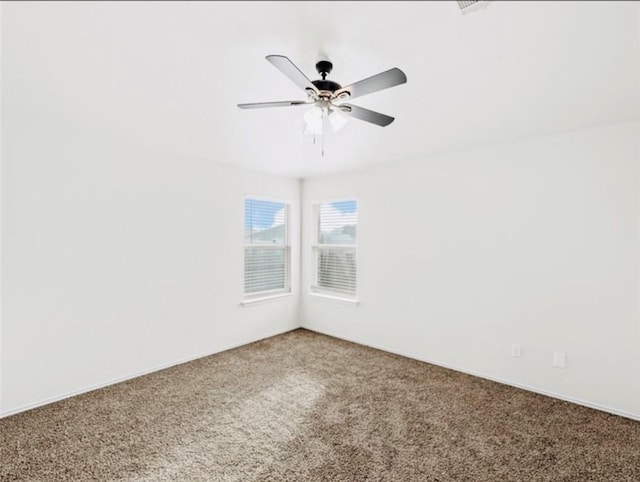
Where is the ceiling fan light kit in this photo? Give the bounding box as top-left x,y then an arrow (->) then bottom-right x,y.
304,104 -> 348,135
238,55 -> 407,155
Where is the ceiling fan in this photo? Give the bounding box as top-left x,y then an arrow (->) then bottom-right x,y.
238,55 -> 407,142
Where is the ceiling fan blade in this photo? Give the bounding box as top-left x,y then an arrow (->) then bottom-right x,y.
237,100 -> 310,109
334,68 -> 407,101
266,55 -> 319,94
338,103 -> 395,127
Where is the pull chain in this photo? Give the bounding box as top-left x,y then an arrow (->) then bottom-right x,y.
321,108 -> 325,157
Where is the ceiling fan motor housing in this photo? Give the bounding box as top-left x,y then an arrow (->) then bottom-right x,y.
311,60 -> 342,95
312,79 -> 342,93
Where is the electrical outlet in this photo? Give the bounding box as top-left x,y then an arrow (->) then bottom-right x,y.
511,344 -> 522,358
553,352 -> 566,368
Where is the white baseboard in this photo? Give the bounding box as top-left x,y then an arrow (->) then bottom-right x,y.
302,325 -> 640,422
0,326 -> 299,419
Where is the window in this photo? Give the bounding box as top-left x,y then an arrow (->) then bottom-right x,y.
244,197 -> 290,299
312,200 -> 357,298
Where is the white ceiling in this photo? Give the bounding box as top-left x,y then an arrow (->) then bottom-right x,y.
3,1 -> 639,178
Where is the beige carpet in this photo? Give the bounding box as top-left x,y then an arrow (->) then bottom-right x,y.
1,329 -> 638,481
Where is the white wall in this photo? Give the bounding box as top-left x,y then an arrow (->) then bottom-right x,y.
301,121 -> 640,419
0,110 -> 300,416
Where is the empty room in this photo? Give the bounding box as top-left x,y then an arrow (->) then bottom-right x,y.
1,1 -> 639,481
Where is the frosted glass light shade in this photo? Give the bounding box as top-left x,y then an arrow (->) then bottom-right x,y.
328,109 -> 347,132
304,106 -> 348,135
304,106 -> 324,135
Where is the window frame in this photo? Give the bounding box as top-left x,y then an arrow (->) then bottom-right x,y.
243,196 -> 291,302
311,198 -> 358,301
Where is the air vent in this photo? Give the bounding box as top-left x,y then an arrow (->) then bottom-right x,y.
457,0 -> 489,14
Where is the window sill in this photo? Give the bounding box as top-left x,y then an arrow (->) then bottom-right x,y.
308,292 -> 360,305
241,292 -> 292,307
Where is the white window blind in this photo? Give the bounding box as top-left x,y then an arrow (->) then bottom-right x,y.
313,200 -> 357,297
456,0 -> 488,14
244,197 -> 290,297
